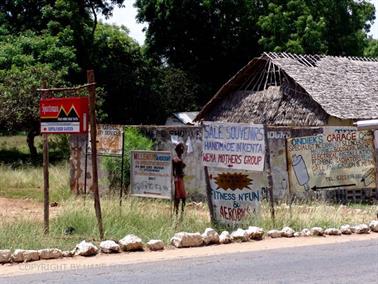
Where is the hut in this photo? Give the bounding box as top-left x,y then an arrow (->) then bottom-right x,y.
195,52 -> 378,202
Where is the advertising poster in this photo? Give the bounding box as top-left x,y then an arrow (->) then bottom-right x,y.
287,127 -> 376,193
40,97 -> 89,134
131,150 -> 172,200
88,124 -> 123,156
202,122 -> 265,171
208,168 -> 262,226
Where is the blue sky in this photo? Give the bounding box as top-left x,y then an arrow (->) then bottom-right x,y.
101,0 -> 378,45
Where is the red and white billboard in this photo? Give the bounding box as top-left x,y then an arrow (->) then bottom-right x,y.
40,97 -> 89,134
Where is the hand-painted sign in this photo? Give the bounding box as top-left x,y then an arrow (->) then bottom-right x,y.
88,124 -> 123,155
40,97 -> 89,134
207,168 -> 261,226
131,150 -> 172,200
202,122 -> 265,171
287,127 -> 376,193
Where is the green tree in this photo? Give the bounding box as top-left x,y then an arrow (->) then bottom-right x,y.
364,38 -> 378,57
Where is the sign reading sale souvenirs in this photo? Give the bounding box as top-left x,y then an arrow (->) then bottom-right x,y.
40,97 -> 89,134
202,122 -> 266,226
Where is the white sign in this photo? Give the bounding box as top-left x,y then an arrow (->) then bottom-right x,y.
202,122 -> 265,171
131,150 -> 172,200
208,168 -> 261,226
88,124 -> 123,155
41,122 -> 80,133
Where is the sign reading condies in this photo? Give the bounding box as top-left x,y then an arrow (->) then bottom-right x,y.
287,127 -> 376,193
208,168 -> 261,226
202,122 -> 265,171
131,150 -> 172,200
40,97 -> 89,134
88,124 -> 123,156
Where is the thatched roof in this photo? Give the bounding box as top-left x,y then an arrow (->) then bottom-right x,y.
195,53 -> 378,124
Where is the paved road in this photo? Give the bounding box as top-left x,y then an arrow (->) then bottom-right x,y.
1,239 -> 377,284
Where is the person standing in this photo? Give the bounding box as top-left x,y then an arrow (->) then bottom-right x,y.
173,143 -> 187,217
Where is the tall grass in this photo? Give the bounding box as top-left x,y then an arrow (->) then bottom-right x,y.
0,162 -> 71,202
0,197 -> 376,251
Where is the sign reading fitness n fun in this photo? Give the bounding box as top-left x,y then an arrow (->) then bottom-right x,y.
131,150 -> 172,200
202,122 -> 265,171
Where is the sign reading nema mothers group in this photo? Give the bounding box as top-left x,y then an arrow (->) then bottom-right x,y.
40,97 -> 89,134
208,168 -> 261,226
131,150 -> 172,200
287,127 -> 376,193
202,122 -> 265,171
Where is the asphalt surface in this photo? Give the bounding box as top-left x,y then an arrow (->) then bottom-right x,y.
1,239 -> 377,284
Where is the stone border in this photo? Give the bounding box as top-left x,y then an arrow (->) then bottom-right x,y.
1,220 -> 377,265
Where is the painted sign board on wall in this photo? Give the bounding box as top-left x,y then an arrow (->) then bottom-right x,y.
131,150 -> 172,200
40,97 -> 89,134
202,122 -> 265,171
207,168 -> 261,226
88,124 -> 124,156
287,127 -> 376,193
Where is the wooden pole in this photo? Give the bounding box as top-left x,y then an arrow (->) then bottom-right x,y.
204,166 -> 216,224
87,70 -> 104,240
119,131 -> 125,206
264,125 -> 275,225
41,83 -> 49,235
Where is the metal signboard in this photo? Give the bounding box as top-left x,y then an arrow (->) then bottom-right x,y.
40,97 -> 89,134
88,124 -> 124,156
131,150 -> 172,200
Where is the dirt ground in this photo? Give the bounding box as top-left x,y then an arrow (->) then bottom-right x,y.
0,197 -> 61,222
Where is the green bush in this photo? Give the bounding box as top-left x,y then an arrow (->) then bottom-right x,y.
103,127 -> 153,190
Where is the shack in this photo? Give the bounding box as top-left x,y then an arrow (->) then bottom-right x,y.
195,52 -> 378,202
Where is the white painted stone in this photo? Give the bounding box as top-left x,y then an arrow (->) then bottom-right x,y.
12,250 -> 40,262
324,228 -> 342,236
300,228 -> 311,237
353,224 -> 370,234
281,227 -> 295,238
219,231 -> 232,244
230,229 -> 249,242
310,227 -> 324,236
0,250 -> 11,264
147,240 -> 164,251
294,232 -> 301,237
119,234 -> 144,251
171,232 -> 203,248
340,225 -> 352,235
369,220 -> 378,232
100,240 -> 120,254
201,228 -> 220,245
267,230 -> 282,238
62,250 -> 74,257
38,248 -> 63,259
75,241 -> 98,256
246,226 -> 264,240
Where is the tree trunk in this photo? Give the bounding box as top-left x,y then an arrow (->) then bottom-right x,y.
27,127 -> 38,158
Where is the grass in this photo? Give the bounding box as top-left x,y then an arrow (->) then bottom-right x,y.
0,197 -> 376,251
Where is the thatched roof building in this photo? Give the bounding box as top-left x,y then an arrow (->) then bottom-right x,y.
195,52 -> 378,126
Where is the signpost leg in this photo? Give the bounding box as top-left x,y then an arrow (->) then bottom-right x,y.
119,132 -> 125,206
87,70 -> 104,240
84,136 -> 88,202
264,125 -> 275,225
204,166 -> 216,224
43,133 -> 49,234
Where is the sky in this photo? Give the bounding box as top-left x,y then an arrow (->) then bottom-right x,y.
101,1 -> 378,45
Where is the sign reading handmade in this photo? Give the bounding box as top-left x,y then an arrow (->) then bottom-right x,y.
88,124 -> 123,155
207,168 -> 261,226
287,127 -> 376,193
40,97 -> 89,134
131,150 -> 172,200
202,122 -> 265,171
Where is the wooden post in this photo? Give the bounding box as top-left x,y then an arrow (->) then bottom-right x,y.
204,166 -> 216,224
264,125 -> 275,225
119,131 -> 125,206
40,83 -> 50,235
87,70 -> 104,240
